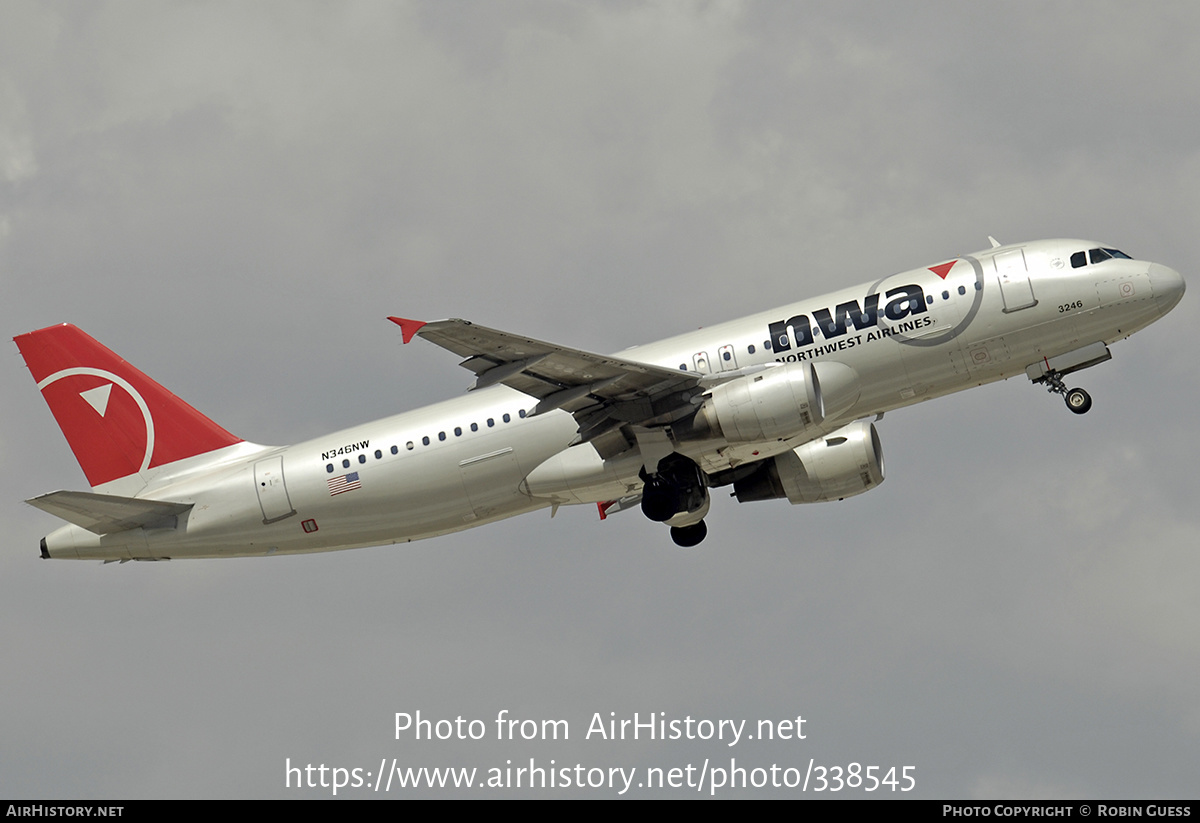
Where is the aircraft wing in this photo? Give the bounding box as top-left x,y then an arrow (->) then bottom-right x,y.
389,317 -> 703,442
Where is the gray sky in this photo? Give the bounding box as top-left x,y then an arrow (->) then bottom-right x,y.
2,1 -> 1198,798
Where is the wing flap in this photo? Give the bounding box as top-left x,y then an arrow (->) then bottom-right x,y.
27,490 -> 193,535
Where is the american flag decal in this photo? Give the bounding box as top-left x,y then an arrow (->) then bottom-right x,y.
327,471 -> 362,496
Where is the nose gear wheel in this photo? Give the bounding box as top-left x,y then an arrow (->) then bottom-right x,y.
1037,370 -> 1092,415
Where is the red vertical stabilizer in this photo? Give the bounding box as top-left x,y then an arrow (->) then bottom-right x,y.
14,324 -> 243,487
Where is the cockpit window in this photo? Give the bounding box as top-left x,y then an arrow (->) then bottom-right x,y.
1073,247 -> 1132,268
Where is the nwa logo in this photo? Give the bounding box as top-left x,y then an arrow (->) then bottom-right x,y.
768,285 -> 927,351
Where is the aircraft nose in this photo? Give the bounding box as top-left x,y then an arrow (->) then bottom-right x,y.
1148,262 -> 1186,314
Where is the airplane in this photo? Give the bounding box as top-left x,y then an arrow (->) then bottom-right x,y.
15,238 -> 1185,561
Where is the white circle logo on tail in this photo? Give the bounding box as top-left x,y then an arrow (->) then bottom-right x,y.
37,367 -> 156,474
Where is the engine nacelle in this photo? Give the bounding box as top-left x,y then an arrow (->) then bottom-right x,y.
690,362 -> 860,443
733,420 -> 884,504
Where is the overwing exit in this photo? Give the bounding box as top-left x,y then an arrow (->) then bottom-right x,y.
15,238 -> 1185,559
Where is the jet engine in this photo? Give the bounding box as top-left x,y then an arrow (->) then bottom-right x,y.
732,420 -> 884,504
684,361 -> 861,443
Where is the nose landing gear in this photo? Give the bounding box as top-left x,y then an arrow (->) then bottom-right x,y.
1038,370 -> 1092,415
1064,387 -> 1092,414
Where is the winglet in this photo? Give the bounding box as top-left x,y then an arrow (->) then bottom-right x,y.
388,316 -> 427,344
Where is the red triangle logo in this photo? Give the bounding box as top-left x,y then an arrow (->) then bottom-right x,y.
929,261 -> 956,279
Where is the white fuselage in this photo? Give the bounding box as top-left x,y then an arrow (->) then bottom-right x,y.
40,239 -> 1185,560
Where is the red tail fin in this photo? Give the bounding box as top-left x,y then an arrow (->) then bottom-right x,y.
14,324 -> 242,487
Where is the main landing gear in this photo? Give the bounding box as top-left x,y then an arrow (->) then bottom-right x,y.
640,453 -> 711,547
670,521 -> 707,548
1037,370 -> 1092,415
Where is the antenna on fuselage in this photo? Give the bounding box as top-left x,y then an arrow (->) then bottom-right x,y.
988,236 -> 1002,248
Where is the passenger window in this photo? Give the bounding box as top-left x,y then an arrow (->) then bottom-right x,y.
342,459 -> 350,469
454,427 -> 462,437
1071,251 -> 1087,268
503,413 -> 511,423
519,409 -> 527,418
405,442 -> 413,451
748,344 -> 756,354
942,291 -> 949,300
958,285 -> 966,295
422,436 -> 430,446
487,418 -> 495,427
326,463 -> 334,473
438,432 -> 446,441
374,449 -> 382,459
470,422 -> 478,432
358,454 -> 366,464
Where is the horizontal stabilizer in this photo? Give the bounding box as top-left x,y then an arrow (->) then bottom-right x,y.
26,490 -> 193,535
